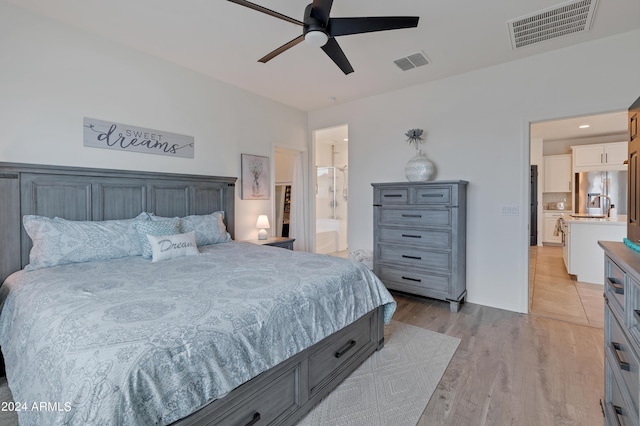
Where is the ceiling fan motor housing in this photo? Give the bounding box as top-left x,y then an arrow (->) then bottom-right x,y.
303,3 -> 329,46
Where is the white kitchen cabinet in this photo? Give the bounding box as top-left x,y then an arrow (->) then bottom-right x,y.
543,212 -> 563,244
605,142 -> 628,165
543,154 -> 572,192
566,219 -> 626,284
572,142 -> 628,171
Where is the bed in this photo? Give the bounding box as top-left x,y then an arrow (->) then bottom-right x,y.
0,162 -> 395,425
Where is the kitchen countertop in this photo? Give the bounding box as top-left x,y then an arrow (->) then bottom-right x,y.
563,214 -> 627,226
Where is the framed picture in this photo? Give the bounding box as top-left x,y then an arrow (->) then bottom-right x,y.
241,154 -> 270,200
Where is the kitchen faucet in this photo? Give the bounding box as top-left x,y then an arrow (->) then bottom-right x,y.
589,194 -> 612,216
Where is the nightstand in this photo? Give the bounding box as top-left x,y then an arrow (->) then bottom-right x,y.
243,237 -> 295,250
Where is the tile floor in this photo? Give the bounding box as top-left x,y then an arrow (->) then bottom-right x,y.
328,249 -> 349,258
529,245 -> 604,328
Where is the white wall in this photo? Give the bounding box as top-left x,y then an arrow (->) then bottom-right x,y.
309,30 -> 640,313
275,150 -> 294,184
0,2 -> 308,241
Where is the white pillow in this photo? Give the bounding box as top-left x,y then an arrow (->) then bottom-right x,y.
146,231 -> 199,262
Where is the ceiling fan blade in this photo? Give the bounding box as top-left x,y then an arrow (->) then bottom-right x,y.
310,0 -> 334,26
258,35 -> 305,63
227,0 -> 304,26
329,16 -> 419,37
321,38 -> 354,75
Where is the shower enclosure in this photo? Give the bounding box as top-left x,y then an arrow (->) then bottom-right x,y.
316,166 -> 348,254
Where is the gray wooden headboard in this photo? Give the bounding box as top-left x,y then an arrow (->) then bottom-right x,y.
0,162 -> 236,283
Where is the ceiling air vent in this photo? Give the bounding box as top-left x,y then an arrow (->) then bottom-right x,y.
507,0 -> 598,49
394,51 -> 430,71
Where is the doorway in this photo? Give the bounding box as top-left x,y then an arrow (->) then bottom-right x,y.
528,111 -> 627,327
274,146 -> 307,251
313,125 -> 348,256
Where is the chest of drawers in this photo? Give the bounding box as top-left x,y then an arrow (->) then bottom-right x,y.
599,241 -> 640,426
372,181 -> 468,312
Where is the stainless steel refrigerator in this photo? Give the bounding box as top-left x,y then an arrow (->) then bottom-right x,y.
574,170 -> 627,216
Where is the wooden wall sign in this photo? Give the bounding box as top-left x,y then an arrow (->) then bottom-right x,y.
83,117 -> 194,158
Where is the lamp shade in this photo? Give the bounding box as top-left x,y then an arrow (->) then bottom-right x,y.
256,215 -> 270,240
256,215 -> 270,229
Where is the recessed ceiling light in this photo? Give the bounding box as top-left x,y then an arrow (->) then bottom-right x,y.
343,138 -> 348,141
579,124 -> 590,129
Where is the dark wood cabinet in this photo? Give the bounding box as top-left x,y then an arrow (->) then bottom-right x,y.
628,97 -> 640,243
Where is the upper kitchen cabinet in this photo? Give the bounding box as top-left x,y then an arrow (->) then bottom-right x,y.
544,154 -> 571,192
572,142 -> 628,172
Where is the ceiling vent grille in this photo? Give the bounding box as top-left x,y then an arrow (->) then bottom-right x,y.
507,0 -> 598,49
394,51 -> 430,71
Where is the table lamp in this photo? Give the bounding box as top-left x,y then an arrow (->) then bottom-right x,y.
256,215 -> 270,240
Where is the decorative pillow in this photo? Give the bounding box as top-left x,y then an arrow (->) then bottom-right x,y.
180,211 -> 231,246
23,213 -> 149,270
134,218 -> 181,259
147,231 -> 199,262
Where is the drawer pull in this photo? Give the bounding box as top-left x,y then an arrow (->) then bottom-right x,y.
402,214 -> 422,218
421,193 -> 444,198
611,403 -> 624,426
402,276 -> 422,283
611,342 -> 631,371
402,254 -> 422,260
245,412 -> 261,426
401,234 -> 422,239
607,278 -> 624,294
384,194 -> 403,198
335,340 -> 356,358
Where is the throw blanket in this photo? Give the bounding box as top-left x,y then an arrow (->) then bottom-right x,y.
0,242 -> 395,425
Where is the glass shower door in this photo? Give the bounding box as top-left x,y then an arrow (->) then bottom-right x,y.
316,167 -> 336,219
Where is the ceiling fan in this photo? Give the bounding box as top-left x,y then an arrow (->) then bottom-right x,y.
227,0 -> 419,75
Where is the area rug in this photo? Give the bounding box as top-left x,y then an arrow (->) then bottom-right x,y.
297,320 -> 460,426
0,322 -> 459,426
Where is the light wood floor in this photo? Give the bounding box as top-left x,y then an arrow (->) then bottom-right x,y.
385,245 -> 605,425
327,247 -> 604,424
391,293 -> 604,425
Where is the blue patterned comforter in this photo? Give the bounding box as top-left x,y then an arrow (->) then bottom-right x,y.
0,242 -> 395,425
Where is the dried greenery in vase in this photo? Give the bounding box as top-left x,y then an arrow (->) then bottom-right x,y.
405,128 -> 425,152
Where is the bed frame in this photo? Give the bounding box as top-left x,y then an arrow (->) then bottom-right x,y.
0,162 -> 385,426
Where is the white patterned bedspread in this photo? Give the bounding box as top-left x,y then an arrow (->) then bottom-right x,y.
0,242 -> 395,425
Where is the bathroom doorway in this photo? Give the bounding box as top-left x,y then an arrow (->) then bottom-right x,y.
274,146 -> 308,251
314,125 -> 348,256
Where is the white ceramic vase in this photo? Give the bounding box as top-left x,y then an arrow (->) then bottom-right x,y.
404,149 -> 434,182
